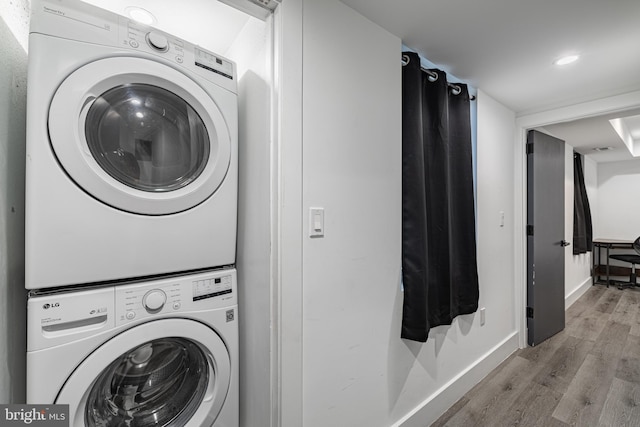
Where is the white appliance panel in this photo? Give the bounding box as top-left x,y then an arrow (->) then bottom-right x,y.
27,268 -> 239,426
25,0 -> 238,289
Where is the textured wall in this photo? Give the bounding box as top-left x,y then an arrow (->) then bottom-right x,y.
0,0 -> 29,404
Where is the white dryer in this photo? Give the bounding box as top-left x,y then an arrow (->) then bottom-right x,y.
27,268 -> 238,427
26,0 -> 238,289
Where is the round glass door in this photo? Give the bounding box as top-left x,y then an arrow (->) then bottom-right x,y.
56,319 -> 231,427
85,84 -> 210,193
48,57 -> 233,215
85,338 -> 208,426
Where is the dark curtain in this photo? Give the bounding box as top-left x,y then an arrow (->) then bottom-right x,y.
573,153 -> 593,254
401,52 -> 479,342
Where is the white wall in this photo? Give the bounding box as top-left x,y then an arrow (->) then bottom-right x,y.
0,0 -> 29,404
233,15 -> 273,427
596,159 -> 640,239
301,0 -> 402,424
295,0 -> 519,425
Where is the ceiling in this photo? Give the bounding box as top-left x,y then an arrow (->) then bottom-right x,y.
340,0 -> 640,162
539,108 -> 640,163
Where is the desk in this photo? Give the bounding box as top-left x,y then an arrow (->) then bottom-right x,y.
592,238 -> 635,286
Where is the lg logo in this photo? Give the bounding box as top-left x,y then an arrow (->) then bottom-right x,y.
42,302 -> 60,310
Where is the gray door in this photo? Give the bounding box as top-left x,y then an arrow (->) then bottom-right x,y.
527,129 -> 566,346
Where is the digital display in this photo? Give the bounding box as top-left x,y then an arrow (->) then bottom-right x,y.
192,275 -> 232,301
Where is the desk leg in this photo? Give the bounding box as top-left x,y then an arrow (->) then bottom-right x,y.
594,245 -> 599,285
606,245 -> 610,287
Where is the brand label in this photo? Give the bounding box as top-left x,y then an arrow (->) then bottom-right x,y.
43,6 -> 65,17
0,405 -> 69,426
42,302 -> 60,310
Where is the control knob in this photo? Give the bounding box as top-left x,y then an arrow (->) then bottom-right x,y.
146,32 -> 169,51
143,289 -> 167,312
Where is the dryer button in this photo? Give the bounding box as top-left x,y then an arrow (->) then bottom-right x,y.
143,290 -> 167,312
172,301 -> 181,310
146,32 -> 169,51
126,311 -> 136,320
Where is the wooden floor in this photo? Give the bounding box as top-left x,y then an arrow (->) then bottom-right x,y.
432,285 -> 640,427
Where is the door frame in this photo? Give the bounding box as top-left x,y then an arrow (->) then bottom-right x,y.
272,2 -> 304,427
514,90 -> 640,348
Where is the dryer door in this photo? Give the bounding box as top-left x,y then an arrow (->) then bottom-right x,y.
56,319 -> 231,427
48,57 -> 232,215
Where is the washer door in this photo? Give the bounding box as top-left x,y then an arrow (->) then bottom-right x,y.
57,319 -> 231,427
48,57 -> 232,215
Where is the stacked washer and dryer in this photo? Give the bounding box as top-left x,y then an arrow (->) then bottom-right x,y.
25,0 -> 239,425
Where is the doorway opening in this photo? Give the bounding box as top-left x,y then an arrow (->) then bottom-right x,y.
515,92 -> 640,348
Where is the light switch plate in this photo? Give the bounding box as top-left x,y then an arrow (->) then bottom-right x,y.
309,207 -> 325,237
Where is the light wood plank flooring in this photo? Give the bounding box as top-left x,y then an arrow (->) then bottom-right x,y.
432,285 -> 640,427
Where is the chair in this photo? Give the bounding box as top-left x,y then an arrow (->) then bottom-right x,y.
609,236 -> 640,289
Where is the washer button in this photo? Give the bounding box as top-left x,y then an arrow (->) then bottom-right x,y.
176,56 -> 183,63
126,311 -> 136,320
143,289 -> 167,312
129,39 -> 139,48
173,301 -> 181,310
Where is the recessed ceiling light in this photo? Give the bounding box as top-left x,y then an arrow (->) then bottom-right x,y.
125,6 -> 156,25
592,147 -> 613,152
554,55 -> 580,66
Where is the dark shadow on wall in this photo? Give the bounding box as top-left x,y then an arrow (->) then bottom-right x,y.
0,16 -> 28,404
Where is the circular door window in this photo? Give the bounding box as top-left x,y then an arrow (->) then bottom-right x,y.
48,57 -> 233,215
85,84 -> 210,193
85,338 -> 208,426
57,319 -> 231,427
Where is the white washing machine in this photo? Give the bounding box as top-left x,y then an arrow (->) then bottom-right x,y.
27,268 -> 238,427
25,0 -> 238,289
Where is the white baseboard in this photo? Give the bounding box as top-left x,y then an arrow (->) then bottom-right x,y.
565,277 -> 592,309
392,331 -> 519,427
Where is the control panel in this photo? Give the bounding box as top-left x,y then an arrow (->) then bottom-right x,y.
121,21 -> 185,65
119,19 -> 235,82
31,0 -> 236,93
117,282 -> 181,322
27,269 -> 236,351
194,47 -> 234,80
115,270 -> 236,326
193,275 -> 233,301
